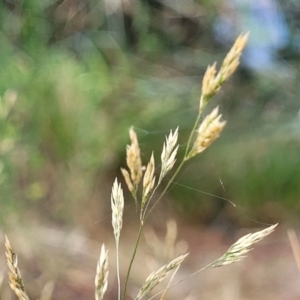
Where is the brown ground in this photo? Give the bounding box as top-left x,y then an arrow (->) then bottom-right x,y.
1,222 -> 299,300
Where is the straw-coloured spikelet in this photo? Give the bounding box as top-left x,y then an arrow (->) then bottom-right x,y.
121,127 -> 143,196
135,253 -> 188,300
210,224 -> 277,268
201,62 -> 218,99
200,33 -> 248,109
220,33 -> 249,81
111,178 -> 124,243
5,235 -> 30,300
187,106 -> 226,159
141,153 -> 156,210
95,244 -> 109,300
159,127 -> 179,182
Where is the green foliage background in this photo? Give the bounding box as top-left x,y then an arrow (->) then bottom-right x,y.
0,0 -> 300,228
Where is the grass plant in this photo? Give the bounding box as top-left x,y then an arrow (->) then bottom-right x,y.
4,33 -> 277,300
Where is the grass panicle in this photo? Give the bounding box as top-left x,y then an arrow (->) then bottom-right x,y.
121,168 -> 134,194
141,153 -> 156,216
111,178 -> 125,243
210,224 -> 278,268
5,235 -> 30,300
111,178 -> 124,300
135,253 -> 188,300
221,33 -> 249,79
3,32 -> 279,300
159,127 -> 179,183
147,224 -> 277,300
121,127 -> 143,202
187,106 -> 226,159
200,33 -> 249,110
95,244 -> 109,300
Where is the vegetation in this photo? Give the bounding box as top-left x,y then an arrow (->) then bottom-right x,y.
4,34 -> 278,300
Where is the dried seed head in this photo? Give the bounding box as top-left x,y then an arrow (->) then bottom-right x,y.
128,127 -> 143,184
95,244 -> 109,300
122,127 -> 143,195
218,33 -> 249,83
135,253 -> 188,300
111,178 -> 124,243
222,33 -> 249,69
121,168 -> 134,193
160,127 -> 179,182
187,106 -> 226,159
5,235 -> 30,300
142,153 -> 156,210
199,33 -> 249,110
210,224 -> 277,268
201,63 -> 218,98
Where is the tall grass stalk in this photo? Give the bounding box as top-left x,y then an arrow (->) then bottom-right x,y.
4,32 -> 278,300
118,34 -> 250,299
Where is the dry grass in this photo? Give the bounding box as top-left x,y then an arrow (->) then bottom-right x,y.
5,235 -> 30,300
3,33 -> 279,300
187,106 -> 226,159
209,224 -> 278,268
135,253 -> 188,300
95,244 -> 109,300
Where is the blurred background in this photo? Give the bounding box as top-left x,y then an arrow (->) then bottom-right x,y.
0,0 -> 300,299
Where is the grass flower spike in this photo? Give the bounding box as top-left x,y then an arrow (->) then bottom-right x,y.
210,224 -> 277,268
121,127 -> 143,201
111,178 -> 124,300
159,127 -> 179,183
200,33 -> 249,110
95,244 -> 109,300
5,235 -> 30,300
201,62 -> 218,99
186,106 -> 226,159
111,178 -> 124,243
3,33 -> 278,300
141,153 -> 156,215
135,253 -> 188,300
221,33 -> 249,80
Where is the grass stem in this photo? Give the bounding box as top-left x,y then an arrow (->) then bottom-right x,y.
121,222 -> 144,300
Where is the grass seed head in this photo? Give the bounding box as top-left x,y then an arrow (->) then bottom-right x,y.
111,178 -> 124,243
160,127 -> 179,181
201,63 -> 218,98
95,244 -> 109,300
187,106 -> 226,159
210,224 -> 277,268
5,235 -> 30,300
217,32 -> 249,86
199,33 -> 249,110
123,127 -> 143,195
142,153 -> 156,213
135,253 -> 188,300
121,168 -> 134,193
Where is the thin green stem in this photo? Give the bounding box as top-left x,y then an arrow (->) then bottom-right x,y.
184,100 -> 207,157
116,242 -> 121,300
121,222 -> 144,300
184,113 -> 201,158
